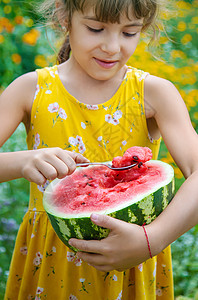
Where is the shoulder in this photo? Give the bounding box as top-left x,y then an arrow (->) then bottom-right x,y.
5,71 -> 37,110
0,71 -> 38,131
144,74 -> 184,119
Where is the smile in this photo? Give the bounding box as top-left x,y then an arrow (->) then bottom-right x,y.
94,58 -> 118,69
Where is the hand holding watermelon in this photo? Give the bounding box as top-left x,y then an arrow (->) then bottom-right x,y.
69,213 -> 152,272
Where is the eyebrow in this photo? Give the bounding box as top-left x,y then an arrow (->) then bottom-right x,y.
83,17 -> 143,27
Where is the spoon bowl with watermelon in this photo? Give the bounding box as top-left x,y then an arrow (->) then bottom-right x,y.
43,147 -> 174,252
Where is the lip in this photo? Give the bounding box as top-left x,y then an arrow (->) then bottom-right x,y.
94,58 -> 118,69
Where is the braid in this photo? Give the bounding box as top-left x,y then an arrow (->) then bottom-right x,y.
57,35 -> 71,64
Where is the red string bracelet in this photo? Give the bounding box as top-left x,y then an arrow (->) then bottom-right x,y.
142,223 -> 152,259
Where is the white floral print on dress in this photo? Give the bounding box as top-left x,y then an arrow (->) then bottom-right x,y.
34,84 -> 40,100
113,275 -> 118,281
33,252 -> 43,266
67,252 -> 75,262
48,103 -> 67,126
115,290 -> 122,300
48,102 -> 59,113
33,133 -> 40,150
59,107 -> 67,119
138,263 -> 143,272
86,104 -> 99,110
69,137 -> 78,147
98,136 -> 103,141
81,122 -> 86,129
69,295 -> 78,300
37,180 -> 50,193
105,110 -> 123,125
135,71 -> 148,82
20,246 -> 28,255
74,257 -> 82,266
68,135 -> 86,154
156,288 -> 163,296
153,262 -> 157,278
36,287 -> 44,295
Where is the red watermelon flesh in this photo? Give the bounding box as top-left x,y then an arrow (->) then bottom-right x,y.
112,146 -> 152,167
52,150 -> 165,214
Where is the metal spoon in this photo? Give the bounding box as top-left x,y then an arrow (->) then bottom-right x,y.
76,162 -> 138,171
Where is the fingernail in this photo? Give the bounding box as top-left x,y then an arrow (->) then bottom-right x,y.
91,213 -> 98,222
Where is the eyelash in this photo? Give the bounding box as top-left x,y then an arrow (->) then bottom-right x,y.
87,26 -> 103,33
86,26 -> 137,37
123,32 -> 137,37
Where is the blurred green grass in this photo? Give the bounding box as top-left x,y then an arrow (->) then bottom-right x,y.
0,0 -> 198,298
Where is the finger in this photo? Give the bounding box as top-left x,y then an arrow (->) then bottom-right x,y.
77,252 -> 113,272
34,159 -> 58,181
66,151 -> 90,163
77,252 -> 104,266
69,238 -> 106,254
55,150 -> 77,175
24,168 -> 47,185
40,154 -> 70,179
90,213 -> 121,231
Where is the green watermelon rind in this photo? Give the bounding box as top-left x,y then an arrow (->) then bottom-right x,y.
43,160 -> 174,252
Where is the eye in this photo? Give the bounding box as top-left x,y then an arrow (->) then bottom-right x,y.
86,26 -> 104,33
123,32 -> 137,37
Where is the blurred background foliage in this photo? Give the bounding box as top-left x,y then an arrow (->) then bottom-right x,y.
0,0 -> 198,298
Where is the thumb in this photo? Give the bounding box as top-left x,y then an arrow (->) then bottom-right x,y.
91,213 -> 120,231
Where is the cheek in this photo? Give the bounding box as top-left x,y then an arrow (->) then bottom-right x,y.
125,36 -> 140,56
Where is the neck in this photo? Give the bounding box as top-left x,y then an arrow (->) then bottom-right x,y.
58,58 -> 127,105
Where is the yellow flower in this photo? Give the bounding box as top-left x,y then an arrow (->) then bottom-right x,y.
170,50 -> 186,59
181,34 -> 192,45
15,16 -> 23,25
176,1 -> 191,10
192,16 -> 198,24
34,55 -> 47,68
185,96 -> 196,108
159,36 -> 169,44
25,18 -> 34,28
193,63 -> 198,72
11,53 -> 22,64
193,112 -> 198,121
0,17 -> 9,27
22,29 -> 40,46
3,0 -> 11,3
177,21 -> 187,32
0,35 -> 4,43
3,5 -> 11,14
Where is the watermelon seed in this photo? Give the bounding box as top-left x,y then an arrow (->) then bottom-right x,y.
138,162 -> 143,168
133,156 -> 139,161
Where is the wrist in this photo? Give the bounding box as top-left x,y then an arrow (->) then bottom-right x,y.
144,222 -> 166,257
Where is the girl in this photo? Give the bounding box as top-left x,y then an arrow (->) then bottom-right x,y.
1,0 -> 198,299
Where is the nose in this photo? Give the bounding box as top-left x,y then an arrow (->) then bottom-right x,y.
100,34 -> 120,55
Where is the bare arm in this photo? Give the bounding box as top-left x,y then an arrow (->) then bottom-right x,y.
0,73 -> 89,184
143,76 -> 198,254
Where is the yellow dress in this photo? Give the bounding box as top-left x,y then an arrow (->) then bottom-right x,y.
4,65 -> 174,300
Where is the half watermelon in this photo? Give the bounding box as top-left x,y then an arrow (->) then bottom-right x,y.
43,152 -> 174,252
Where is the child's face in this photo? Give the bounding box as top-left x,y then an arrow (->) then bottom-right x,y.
68,7 -> 143,81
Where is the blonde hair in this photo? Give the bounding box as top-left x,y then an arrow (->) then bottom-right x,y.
38,0 -> 169,63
